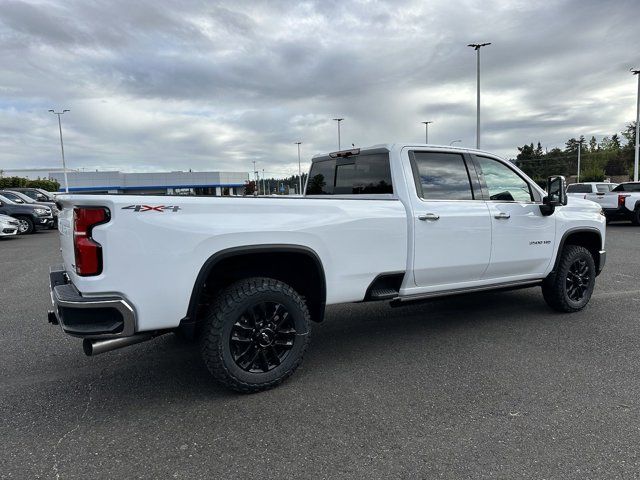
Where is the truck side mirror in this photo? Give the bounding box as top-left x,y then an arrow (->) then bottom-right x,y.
540,176 -> 567,216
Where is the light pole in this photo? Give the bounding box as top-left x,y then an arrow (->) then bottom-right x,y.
48,109 -> 70,193
252,160 -> 258,195
576,138 -> 585,183
449,140 -> 462,146
632,69 -> 640,182
333,118 -> 343,150
262,168 -> 265,196
295,142 -> 303,195
421,121 -> 433,144
467,43 -> 491,149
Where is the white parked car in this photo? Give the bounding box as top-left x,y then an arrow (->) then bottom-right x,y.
593,181 -> 640,224
0,214 -> 19,237
49,144 -> 606,392
566,182 -> 618,199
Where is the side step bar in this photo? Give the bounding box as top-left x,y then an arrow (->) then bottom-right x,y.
390,279 -> 543,306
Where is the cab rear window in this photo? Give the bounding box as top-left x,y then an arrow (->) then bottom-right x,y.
306,153 -> 393,195
567,184 -> 591,193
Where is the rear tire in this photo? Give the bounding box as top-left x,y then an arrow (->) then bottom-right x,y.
15,216 -> 34,235
542,245 -> 595,312
200,277 -> 311,393
631,209 -> 640,226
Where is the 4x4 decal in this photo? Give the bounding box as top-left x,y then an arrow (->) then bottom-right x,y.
122,205 -> 181,212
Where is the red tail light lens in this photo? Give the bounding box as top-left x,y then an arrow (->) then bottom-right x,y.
618,194 -> 630,208
73,207 -> 110,276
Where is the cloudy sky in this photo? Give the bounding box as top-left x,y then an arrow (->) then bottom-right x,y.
0,0 -> 638,176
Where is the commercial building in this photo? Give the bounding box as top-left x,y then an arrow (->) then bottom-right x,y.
49,170 -> 249,195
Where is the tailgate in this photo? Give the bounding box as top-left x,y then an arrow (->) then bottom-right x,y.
586,192 -> 617,208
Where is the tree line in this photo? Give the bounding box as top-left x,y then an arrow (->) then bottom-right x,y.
0,176 -> 60,192
514,121 -> 637,184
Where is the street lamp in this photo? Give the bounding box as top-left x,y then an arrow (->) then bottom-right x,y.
295,142 -> 303,195
576,137 -> 585,183
48,109 -> 70,193
421,121 -> 433,144
333,118 -> 344,150
449,140 -> 462,146
467,43 -> 491,149
632,69 -> 640,182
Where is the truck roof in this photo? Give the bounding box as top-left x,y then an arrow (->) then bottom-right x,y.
311,144 -> 500,162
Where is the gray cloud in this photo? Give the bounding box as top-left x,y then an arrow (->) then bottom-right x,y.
0,0 -> 639,175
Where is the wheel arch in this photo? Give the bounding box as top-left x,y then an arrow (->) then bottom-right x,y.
552,227 -> 603,274
186,244 -> 327,326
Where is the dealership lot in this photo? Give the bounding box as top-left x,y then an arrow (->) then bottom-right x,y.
2,226 -> 640,479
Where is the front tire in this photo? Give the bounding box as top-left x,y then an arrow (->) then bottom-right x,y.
15,216 -> 34,235
542,245 -> 596,312
200,277 -> 311,393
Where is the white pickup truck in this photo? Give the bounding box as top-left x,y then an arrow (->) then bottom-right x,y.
585,182 -> 640,224
49,144 -> 606,392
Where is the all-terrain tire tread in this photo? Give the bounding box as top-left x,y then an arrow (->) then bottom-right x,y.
200,277 -> 311,393
542,245 -> 595,313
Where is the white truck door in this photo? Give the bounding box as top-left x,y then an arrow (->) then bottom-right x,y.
407,149 -> 492,287
472,155 -> 556,278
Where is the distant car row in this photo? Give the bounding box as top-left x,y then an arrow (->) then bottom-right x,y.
567,181 -> 640,224
0,188 -> 58,236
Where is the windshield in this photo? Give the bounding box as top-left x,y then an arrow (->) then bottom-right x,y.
8,191 -> 36,203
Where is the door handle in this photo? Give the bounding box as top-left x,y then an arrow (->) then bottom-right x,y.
418,213 -> 440,221
494,212 -> 510,219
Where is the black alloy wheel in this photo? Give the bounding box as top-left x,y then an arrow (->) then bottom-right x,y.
200,277 -> 311,393
565,258 -> 591,302
542,244 -> 596,313
230,302 -> 296,373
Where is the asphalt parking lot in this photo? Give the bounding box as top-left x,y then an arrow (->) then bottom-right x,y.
2,226 -> 640,479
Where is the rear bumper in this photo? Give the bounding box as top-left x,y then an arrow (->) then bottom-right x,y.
603,206 -> 632,220
597,250 -> 606,275
49,265 -> 136,338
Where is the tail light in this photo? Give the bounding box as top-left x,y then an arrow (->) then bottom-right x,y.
618,194 -> 630,208
73,207 -> 110,276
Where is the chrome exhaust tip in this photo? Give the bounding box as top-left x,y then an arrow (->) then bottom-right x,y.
82,333 -> 159,356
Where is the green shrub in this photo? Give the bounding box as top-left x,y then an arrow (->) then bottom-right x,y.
0,176 -> 60,192
580,164 -> 605,182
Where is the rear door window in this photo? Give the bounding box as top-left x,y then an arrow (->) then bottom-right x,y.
409,151 -> 474,200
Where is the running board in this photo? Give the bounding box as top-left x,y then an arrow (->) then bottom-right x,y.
390,279 -> 543,306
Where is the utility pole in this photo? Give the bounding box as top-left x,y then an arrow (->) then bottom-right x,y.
262,168 -> 265,196
576,138 -> 585,183
48,109 -> 70,192
467,43 -> 491,149
295,142 -> 303,195
633,69 -> 640,182
421,121 -> 433,144
333,118 -> 343,150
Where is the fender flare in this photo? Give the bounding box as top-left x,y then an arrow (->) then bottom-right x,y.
185,244 -> 327,323
550,227 -> 603,274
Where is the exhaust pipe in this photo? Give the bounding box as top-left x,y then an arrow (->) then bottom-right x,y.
83,332 -> 161,356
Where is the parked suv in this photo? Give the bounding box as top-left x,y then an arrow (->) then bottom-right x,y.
5,188 -> 59,227
0,194 -> 53,234
0,190 -> 59,229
